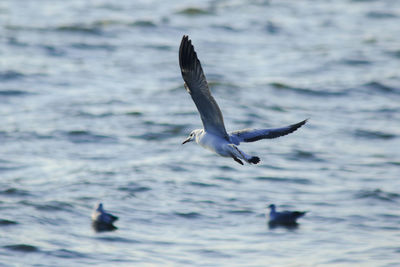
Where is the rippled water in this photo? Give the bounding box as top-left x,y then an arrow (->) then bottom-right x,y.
1,0 -> 400,266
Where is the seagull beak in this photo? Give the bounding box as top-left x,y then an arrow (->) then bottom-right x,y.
182,138 -> 190,145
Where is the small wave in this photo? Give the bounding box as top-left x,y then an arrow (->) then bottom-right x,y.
177,7 -> 213,16
118,185 -> 151,193
365,81 -> 400,94
208,81 -> 240,92
132,124 -> 187,141
269,82 -> 345,96
92,19 -> 124,27
6,24 -> 103,36
214,176 -> 241,183
70,43 -> 116,51
40,45 -> 66,56
19,200 -> 74,212
0,70 -> 24,81
354,129 -> 396,140
125,111 -> 143,116
265,21 -> 281,34
342,58 -> 371,66
56,24 -> 102,35
0,131 -> 6,141
366,11 -> 397,19
227,209 -> 254,214
187,181 -> 219,188
211,24 -> 240,32
7,36 -> 29,47
48,249 -> 88,259
388,49 -> 400,59
0,90 -> 29,96
355,189 -> 400,202
254,176 -> 311,185
218,165 -> 236,171
147,44 -> 172,51
129,20 -> 157,27
0,219 -> 18,226
133,132 -> 175,141
195,249 -> 232,258
35,202 -> 74,212
0,131 -> 53,142
65,130 -> 117,144
268,105 -> 286,112
287,149 -> 325,162
174,211 -> 202,219
4,244 -> 39,253
7,19 -> 157,36
0,159 -> 27,172
0,188 -> 31,197
75,111 -> 114,118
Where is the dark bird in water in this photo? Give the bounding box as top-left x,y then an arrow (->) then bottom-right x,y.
179,35 -> 307,165
267,204 -> 307,227
91,203 -> 118,232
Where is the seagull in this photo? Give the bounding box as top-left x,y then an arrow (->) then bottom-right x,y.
179,35 -> 307,165
267,204 -> 306,226
91,203 -> 118,232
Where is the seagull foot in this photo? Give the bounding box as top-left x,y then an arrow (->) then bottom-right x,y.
232,156 -> 244,165
249,156 -> 260,164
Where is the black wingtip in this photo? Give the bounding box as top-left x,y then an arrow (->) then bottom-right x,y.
288,118 -> 308,133
179,35 -> 194,72
297,118 -> 308,127
180,35 -> 189,49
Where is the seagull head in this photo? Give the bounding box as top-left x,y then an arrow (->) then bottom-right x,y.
96,203 -> 104,212
268,204 -> 276,211
182,129 -> 202,144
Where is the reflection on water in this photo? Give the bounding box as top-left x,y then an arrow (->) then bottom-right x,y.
268,221 -> 300,230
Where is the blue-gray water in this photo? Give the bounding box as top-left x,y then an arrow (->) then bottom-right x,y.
1,0 -> 400,266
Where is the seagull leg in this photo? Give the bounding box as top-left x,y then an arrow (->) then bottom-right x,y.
228,144 -> 259,165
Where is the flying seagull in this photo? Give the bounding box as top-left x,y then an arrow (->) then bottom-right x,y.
179,35 -> 307,165
267,204 -> 307,226
91,203 -> 118,232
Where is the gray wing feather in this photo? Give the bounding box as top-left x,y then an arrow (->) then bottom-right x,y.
179,35 -> 229,139
272,211 -> 306,224
230,119 -> 307,144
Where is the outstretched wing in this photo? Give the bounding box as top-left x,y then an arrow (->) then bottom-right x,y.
229,119 -> 307,145
179,35 -> 229,139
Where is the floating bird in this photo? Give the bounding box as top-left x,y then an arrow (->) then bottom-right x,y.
91,203 -> 118,232
267,204 -> 306,226
179,35 -> 307,165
